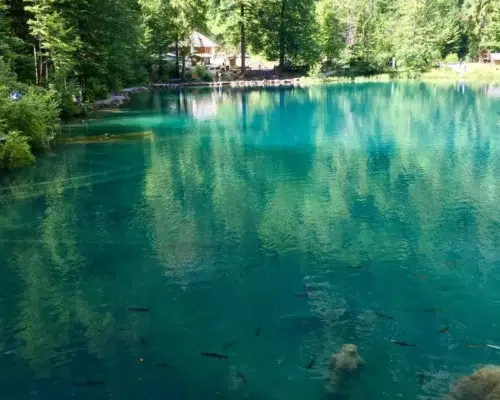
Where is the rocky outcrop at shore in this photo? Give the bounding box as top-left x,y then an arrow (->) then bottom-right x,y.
93,86 -> 149,110
94,95 -> 130,109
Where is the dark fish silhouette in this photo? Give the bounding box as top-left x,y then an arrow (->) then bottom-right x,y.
391,340 -> 416,347
222,341 -> 237,353
439,327 -> 449,334
255,327 -> 261,336
374,312 -> 394,320
200,352 -> 228,360
128,307 -> 149,312
236,372 -> 247,387
156,363 -> 171,368
305,355 -> 319,369
138,336 -> 147,344
413,274 -> 429,281
73,380 -> 105,387
294,293 -> 309,298
464,344 -> 484,348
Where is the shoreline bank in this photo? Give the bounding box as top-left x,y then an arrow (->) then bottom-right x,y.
92,72 -> 500,110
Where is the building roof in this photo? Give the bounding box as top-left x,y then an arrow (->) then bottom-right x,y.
190,31 -> 219,48
171,31 -> 220,49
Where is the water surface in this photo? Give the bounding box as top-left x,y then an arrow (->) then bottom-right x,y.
1,83 -> 500,399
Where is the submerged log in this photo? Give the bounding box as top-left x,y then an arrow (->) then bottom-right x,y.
56,131 -> 153,144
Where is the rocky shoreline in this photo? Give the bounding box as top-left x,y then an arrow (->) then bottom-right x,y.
93,86 -> 150,109
92,79 -> 305,110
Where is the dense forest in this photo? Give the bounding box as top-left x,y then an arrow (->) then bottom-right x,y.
0,0 -> 500,167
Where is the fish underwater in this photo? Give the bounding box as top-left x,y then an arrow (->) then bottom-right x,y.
236,372 -> 248,387
222,341 -> 237,353
73,380 -> 105,387
200,352 -> 228,360
391,340 -> 417,347
305,355 -> 319,369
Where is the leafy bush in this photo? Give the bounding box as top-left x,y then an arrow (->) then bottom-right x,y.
2,88 -> 60,151
0,62 -> 60,169
397,43 -> 440,76
308,63 -> 323,79
0,131 -> 35,168
0,57 -> 18,89
444,53 -> 460,63
192,65 -> 213,82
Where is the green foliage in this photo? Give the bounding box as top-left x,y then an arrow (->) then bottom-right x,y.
50,78 -> 86,119
463,0 -> 500,56
248,0 -> 319,69
0,61 -> 60,155
192,65 -> 213,81
307,63 -> 323,79
2,88 -> 60,150
0,131 -> 35,168
445,53 -> 460,63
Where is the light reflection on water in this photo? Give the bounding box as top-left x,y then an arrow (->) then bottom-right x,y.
1,83 -> 500,399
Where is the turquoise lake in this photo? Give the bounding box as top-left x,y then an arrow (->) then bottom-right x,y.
1,82 -> 500,399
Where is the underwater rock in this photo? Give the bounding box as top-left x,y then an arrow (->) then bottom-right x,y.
325,344 -> 364,395
448,365 -> 500,399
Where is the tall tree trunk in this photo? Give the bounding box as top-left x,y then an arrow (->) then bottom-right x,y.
158,47 -> 164,81
181,54 -> 185,80
279,0 -> 286,74
240,1 -> 246,77
33,44 -> 39,85
39,56 -> 43,85
175,37 -> 180,79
